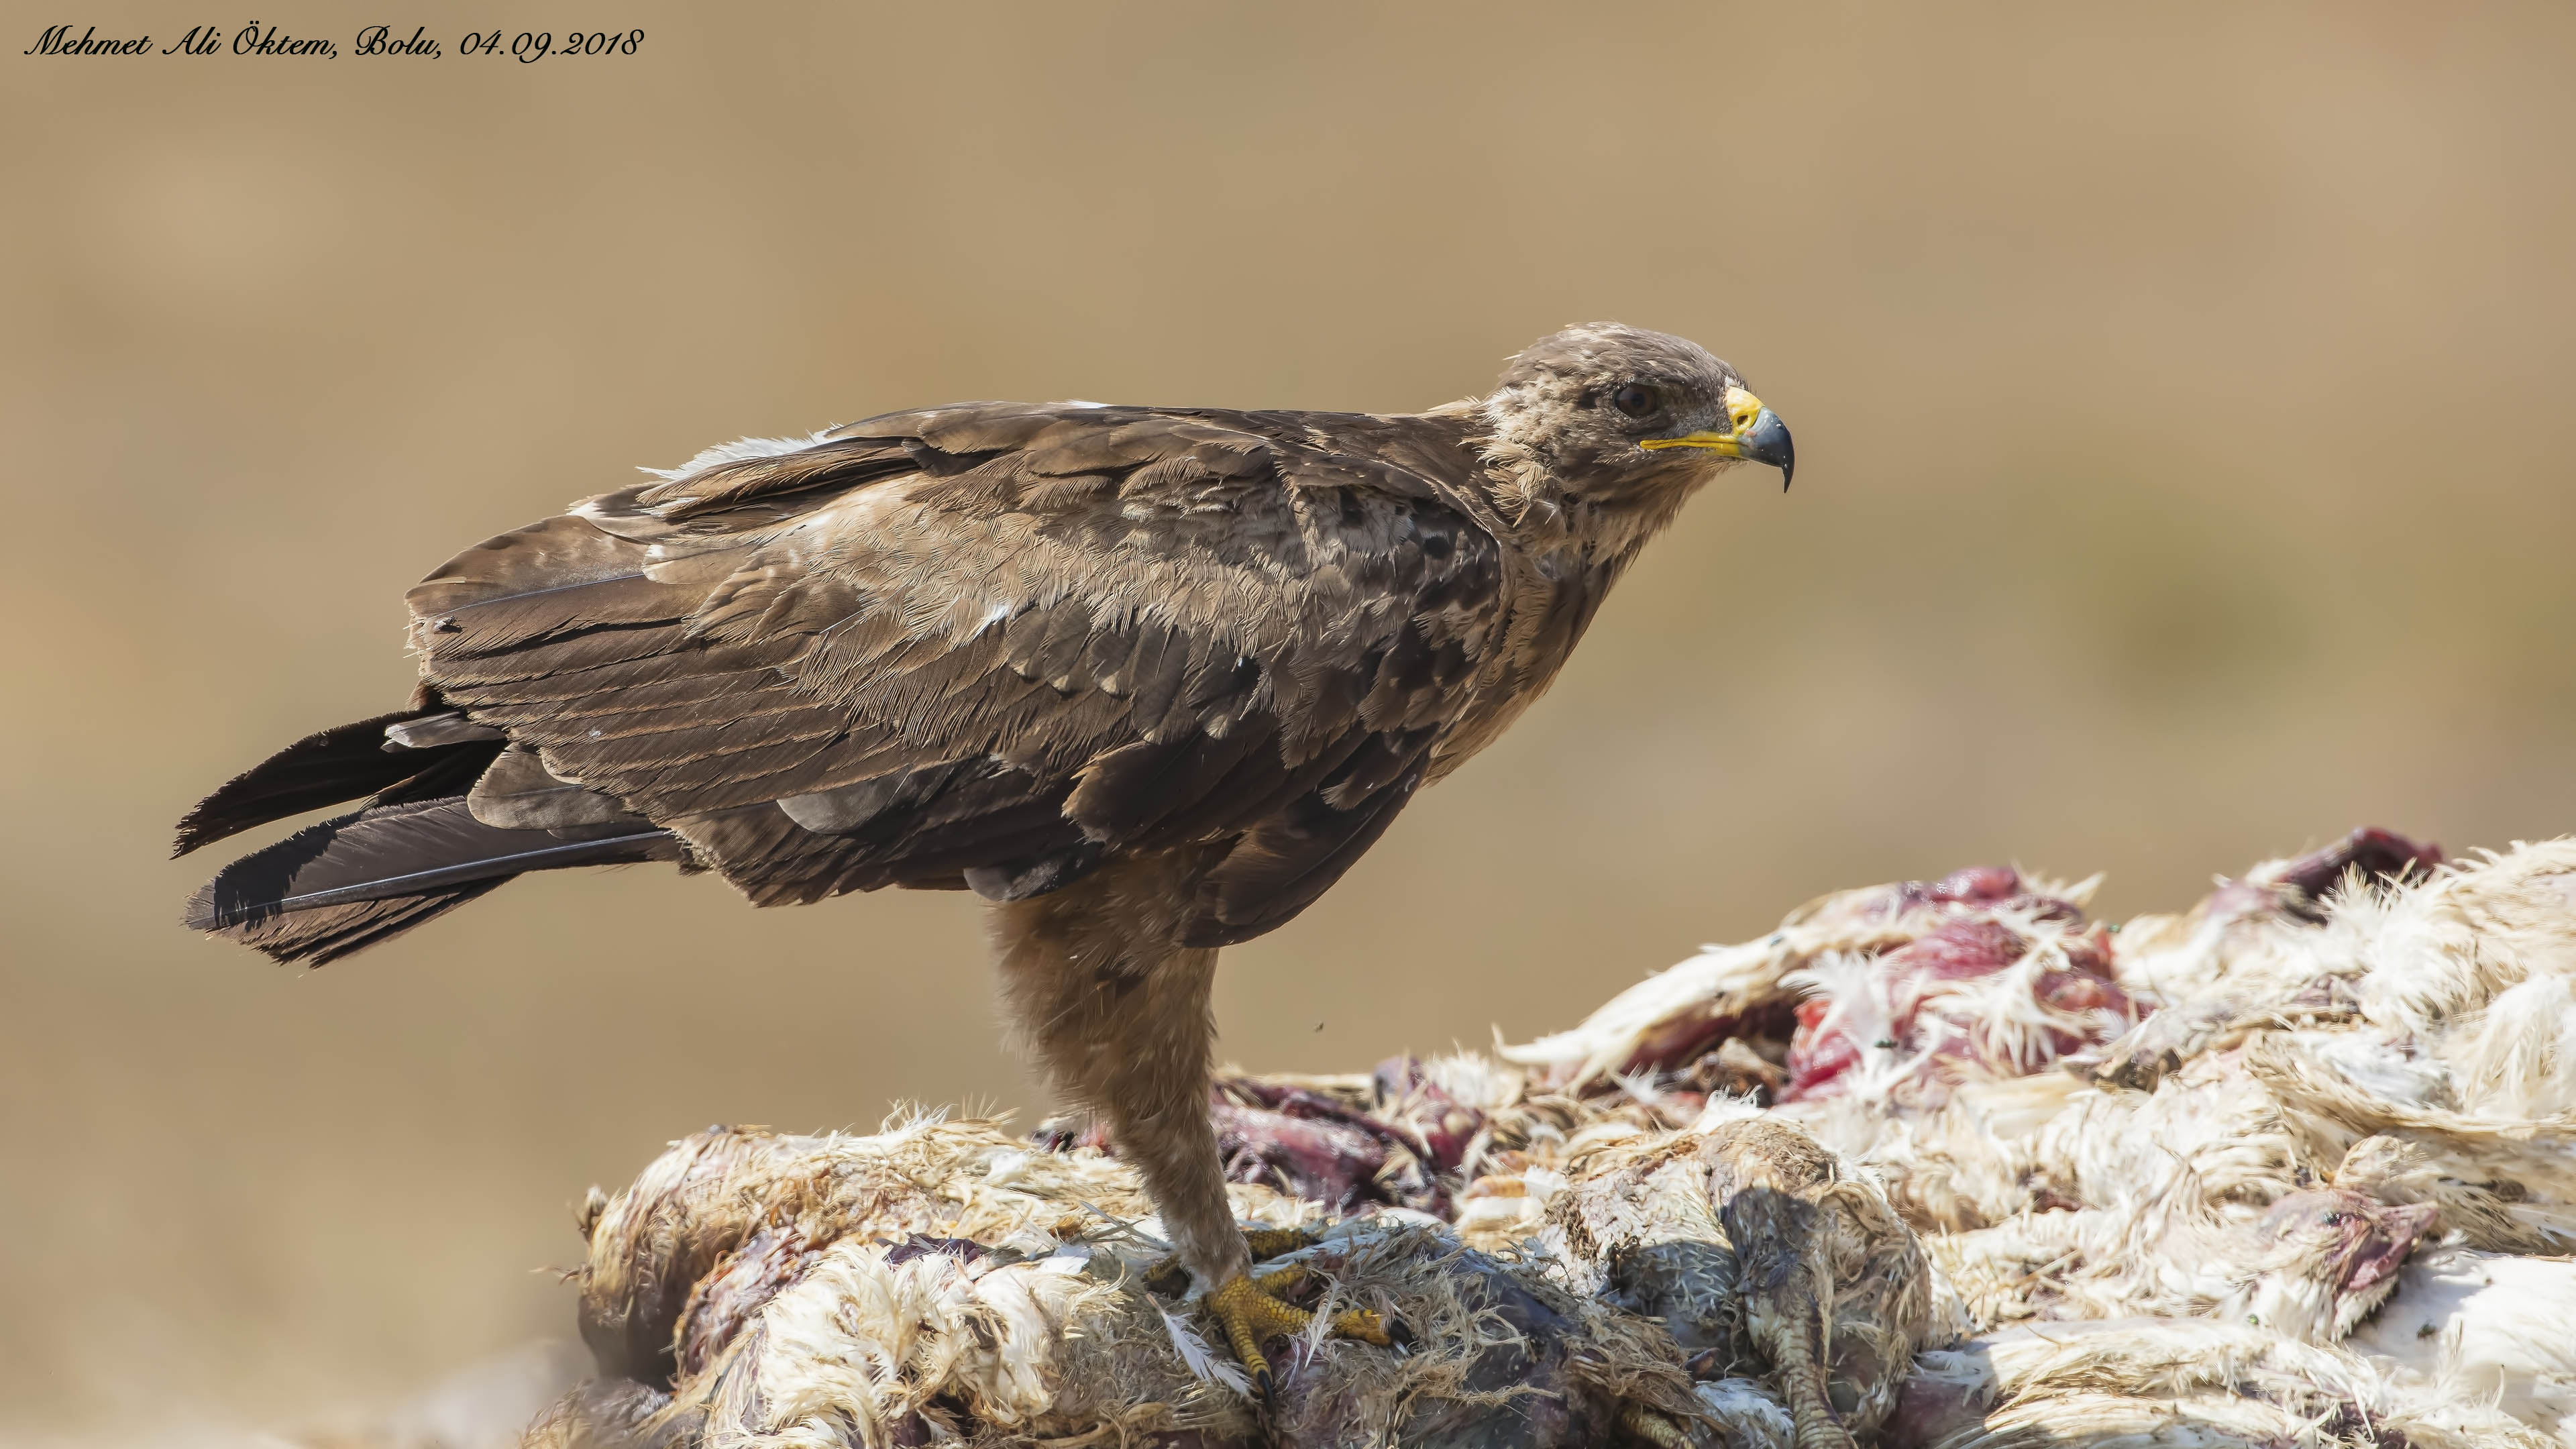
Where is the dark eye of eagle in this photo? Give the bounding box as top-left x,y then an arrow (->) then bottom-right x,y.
1610,382 -> 1662,419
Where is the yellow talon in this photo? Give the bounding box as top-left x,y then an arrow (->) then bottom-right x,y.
1617,1403 -> 1693,1448
1144,1225 -> 1399,1395
1201,1265 -> 1394,1397
1256,1264 -> 1395,1346
1243,1224 -> 1319,1260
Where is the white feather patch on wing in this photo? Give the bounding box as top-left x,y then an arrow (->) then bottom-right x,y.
641,429 -> 843,483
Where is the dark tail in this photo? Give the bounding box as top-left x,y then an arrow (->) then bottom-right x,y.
178,706 -> 677,965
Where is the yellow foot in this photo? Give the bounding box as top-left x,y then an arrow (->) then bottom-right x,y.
1242,1224 -> 1318,1260
1203,1264 -> 1395,1398
1617,1404 -> 1692,1448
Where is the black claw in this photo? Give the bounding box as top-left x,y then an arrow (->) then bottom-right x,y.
1252,1365 -> 1275,1404
1387,1316 -> 1415,1352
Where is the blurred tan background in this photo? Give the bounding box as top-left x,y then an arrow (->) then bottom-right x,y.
5,0 -> 2574,1438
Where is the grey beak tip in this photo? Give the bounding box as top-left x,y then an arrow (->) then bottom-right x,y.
1738,408 -> 1794,492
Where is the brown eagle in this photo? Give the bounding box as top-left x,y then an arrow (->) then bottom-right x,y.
175,323 -> 1792,1387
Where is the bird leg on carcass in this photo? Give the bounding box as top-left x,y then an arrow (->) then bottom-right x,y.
988,851 -> 1391,1396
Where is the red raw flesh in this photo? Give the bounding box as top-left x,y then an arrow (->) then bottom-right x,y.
1210,1102 -> 1387,1211
1782,914 -> 2135,1102
1783,996 -> 1861,1102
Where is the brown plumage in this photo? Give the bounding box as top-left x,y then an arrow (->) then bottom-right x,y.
174,322 -> 1793,1387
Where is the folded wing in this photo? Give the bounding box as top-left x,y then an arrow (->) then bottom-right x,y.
402,403 -> 1502,946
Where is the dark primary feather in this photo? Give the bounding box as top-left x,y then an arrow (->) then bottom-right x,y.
188,797 -> 678,965
190,799 -> 671,920
173,704 -> 484,857
204,879 -> 511,969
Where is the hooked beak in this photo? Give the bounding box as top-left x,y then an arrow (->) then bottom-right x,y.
1638,386 -> 1796,491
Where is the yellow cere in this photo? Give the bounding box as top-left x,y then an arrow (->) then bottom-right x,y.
1638,386 -> 1766,453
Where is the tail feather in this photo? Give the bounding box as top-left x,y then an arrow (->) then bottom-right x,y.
201,878 -> 513,968
187,796 -> 678,965
173,707 -> 504,857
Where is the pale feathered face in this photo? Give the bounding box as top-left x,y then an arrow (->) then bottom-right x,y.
1484,323 -> 1794,497
2228,1187 -> 2440,1339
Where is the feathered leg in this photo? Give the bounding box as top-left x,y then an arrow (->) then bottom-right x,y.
991,850 -> 1246,1284
988,850 -> 1388,1394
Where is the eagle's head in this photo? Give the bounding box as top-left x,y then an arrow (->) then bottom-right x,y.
1479,323 -> 1794,506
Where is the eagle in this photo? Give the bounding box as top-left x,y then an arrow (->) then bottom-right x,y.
174,323 -> 1793,1389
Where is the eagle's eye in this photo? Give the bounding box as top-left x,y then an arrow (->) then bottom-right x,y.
1609,383 -> 1661,419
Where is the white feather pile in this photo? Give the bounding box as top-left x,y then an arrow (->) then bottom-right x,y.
1480,835 -> 2576,1445
530,834 -> 2576,1448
